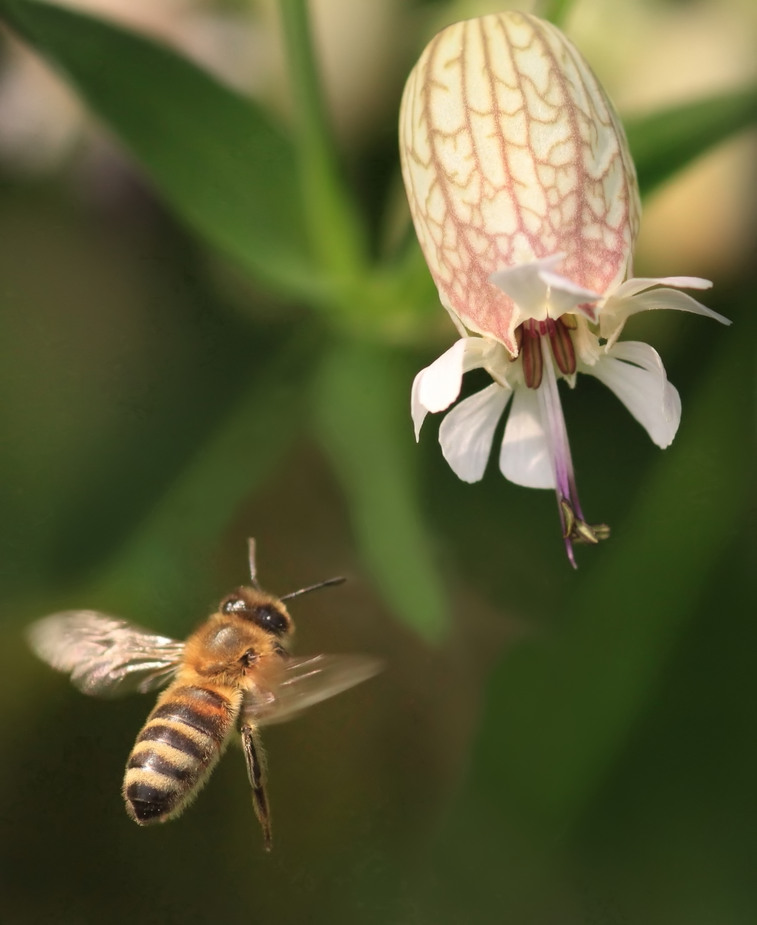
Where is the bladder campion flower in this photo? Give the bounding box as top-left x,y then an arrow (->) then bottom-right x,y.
399,11 -> 729,566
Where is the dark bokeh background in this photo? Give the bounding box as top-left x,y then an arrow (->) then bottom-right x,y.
1,2 -> 756,923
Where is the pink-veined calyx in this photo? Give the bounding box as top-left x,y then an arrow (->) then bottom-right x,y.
400,12 -> 729,565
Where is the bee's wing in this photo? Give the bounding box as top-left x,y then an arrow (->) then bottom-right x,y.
27,610 -> 184,697
244,654 -> 382,727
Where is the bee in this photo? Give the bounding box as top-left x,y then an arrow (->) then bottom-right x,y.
27,539 -> 380,851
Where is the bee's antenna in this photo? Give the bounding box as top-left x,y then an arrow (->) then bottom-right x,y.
279,576 -> 346,602
247,538 -> 261,590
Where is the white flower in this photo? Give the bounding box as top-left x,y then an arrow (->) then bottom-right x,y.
400,13 -> 730,564
412,256 -> 728,563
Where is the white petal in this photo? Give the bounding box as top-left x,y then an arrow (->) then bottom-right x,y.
572,317 -> 603,368
600,279 -> 729,346
538,270 -> 602,319
611,276 -> 712,300
499,386 -> 555,489
587,341 -> 681,448
438,383 -> 511,483
489,254 -> 563,320
489,255 -> 601,324
411,337 -> 491,438
614,288 -> 730,325
411,372 -> 430,440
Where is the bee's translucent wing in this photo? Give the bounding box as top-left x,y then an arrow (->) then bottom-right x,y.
27,610 -> 184,697
243,653 -> 382,726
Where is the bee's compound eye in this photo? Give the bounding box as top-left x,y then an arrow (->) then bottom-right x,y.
221,596 -> 248,615
252,605 -> 289,637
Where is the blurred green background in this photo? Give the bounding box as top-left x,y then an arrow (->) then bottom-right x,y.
0,0 -> 755,922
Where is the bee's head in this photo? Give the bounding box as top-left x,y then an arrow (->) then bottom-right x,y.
219,587 -> 292,638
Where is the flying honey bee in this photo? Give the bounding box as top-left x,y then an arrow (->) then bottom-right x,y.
27,539 -> 380,850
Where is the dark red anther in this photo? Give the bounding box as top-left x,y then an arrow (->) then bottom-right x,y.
520,320 -> 543,389
548,317 -> 577,376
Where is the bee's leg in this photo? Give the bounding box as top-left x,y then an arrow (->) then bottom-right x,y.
240,723 -> 272,851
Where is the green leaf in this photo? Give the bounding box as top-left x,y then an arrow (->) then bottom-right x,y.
626,84 -> 757,196
278,0 -> 367,279
0,0 -> 313,297
541,0 -> 576,28
313,340 -> 449,640
79,333 -> 317,628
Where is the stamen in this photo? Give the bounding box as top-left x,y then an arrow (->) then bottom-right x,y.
559,499 -> 610,544
547,318 -> 576,376
561,313 -> 578,330
520,321 -> 543,389
536,344 -> 609,566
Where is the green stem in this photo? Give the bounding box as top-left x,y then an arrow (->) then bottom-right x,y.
278,0 -> 366,281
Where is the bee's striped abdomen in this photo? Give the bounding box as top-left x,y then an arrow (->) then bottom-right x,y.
123,685 -> 236,825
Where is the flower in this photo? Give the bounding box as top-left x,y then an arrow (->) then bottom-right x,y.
400,12 -> 730,565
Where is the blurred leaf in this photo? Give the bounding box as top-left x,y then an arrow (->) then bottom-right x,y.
313,340 -> 449,640
0,0 -> 314,297
75,333 -> 318,626
279,0 -> 367,278
626,85 -> 757,196
541,0 -> 575,28
464,323 -> 753,837
391,239 -> 440,324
